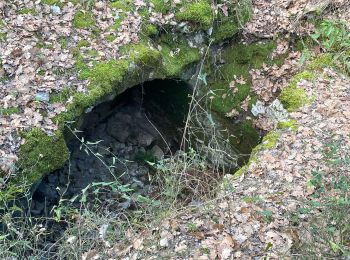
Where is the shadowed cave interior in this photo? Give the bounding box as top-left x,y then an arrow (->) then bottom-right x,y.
29,79 -> 192,221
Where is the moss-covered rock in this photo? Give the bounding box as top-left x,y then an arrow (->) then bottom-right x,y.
279,86 -> 310,112
207,41 -> 277,115
277,119 -> 298,131
18,128 -> 69,184
280,71 -> 315,112
212,0 -> 252,42
143,24 -> 158,37
157,36 -> 201,77
120,43 -> 162,68
176,0 -> 213,30
55,37 -> 198,125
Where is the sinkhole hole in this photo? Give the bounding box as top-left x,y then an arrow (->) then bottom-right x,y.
30,79 -> 192,218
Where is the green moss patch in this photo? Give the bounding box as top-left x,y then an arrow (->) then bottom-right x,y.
0,106 -> 20,116
208,41 -> 277,115
307,53 -> 333,71
120,43 -> 162,68
158,37 -> 201,77
77,40 -> 90,48
142,24 -> 158,37
73,11 -> 96,29
176,0 -> 213,30
150,0 -> 172,14
42,0 -> 64,8
59,37 -> 68,49
18,128 -> 69,184
18,8 -> 37,15
277,119 -> 298,131
0,32 -> 6,42
280,86 -> 310,112
213,1 -> 252,42
280,71 -> 315,112
50,87 -> 75,103
111,0 -> 135,12
260,131 -> 280,149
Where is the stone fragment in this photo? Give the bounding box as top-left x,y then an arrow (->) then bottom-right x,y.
150,145 -> 164,160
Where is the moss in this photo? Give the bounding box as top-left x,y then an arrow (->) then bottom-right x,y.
242,196 -> 263,203
213,18 -> 240,43
307,53 -> 333,71
150,0 -> 172,14
0,106 -> 20,116
143,24 -> 158,37
73,11 -> 96,29
18,128 -> 69,184
0,32 -> 6,42
105,34 -> 116,42
41,0 -> 64,8
72,48 -> 90,79
121,43 -> 162,68
280,71 -> 315,112
88,60 -> 129,91
176,0 -> 213,30
260,131 -> 280,149
87,49 -> 99,57
213,2 -> 252,42
280,86 -> 309,112
111,0 -> 135,11
37,69 -> 46,76
159,39 -> 201,76
208,41 -> 276,115
76,40 -> 90,48
289,71 -> 315,87
277,119 -> 298,131
50,87 -> 75,103
18,8 -> 37,15
54,59 -> 130,124
59,37 -> 68,49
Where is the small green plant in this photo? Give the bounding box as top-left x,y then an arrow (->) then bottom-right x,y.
187,222 -> 198,232
311,19 -> 350,74
259,210 -> 273,223
312,20 -> 350,52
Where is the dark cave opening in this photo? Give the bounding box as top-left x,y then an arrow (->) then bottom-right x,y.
28,79 -> 192,232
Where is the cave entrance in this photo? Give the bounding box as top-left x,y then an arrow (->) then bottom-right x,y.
30,79 -> 192,218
